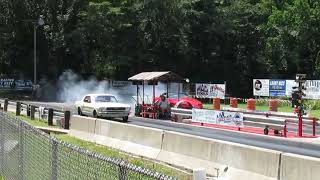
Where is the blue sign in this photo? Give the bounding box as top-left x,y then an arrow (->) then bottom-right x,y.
0,79 -> 33,91
269,80 -> 286,96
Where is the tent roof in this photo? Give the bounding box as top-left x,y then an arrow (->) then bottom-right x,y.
128,71 -> 183,81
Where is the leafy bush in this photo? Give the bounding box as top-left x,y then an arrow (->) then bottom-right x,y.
304,100 -> 320,110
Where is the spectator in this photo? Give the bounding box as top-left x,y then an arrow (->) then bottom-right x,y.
157,94 -> 170,119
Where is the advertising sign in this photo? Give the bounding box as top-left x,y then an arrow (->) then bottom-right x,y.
0,78 -> 33,91
253,79 -> 269,96
0,79 -> 14,89
196,84 -> 225,99
285,80 -> 297,96
269,80 -> 286,97
192,109 -> 243,126
304,80 -> 320,99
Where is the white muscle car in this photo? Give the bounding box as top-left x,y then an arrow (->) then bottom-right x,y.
75,94 -> 131,122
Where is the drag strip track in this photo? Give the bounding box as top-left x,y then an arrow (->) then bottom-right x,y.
130,117 -> 320,158
23,101 -> 320,158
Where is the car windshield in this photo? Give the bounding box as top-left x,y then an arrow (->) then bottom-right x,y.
95,95 -> 118,103
168,92 -> 189,98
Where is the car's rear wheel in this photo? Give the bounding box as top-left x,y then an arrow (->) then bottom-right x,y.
78,107 -> 82,116
122,116 -> 128,122
93,110 -> 98,118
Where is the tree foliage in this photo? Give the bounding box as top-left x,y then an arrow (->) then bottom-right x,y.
1,0 -> 320,96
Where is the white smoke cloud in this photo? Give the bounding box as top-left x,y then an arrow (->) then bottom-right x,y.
56,70 -> 183,109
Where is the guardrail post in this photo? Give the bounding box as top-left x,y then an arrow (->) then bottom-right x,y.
30,106 -> 36,120
16,102 -> 21,116
48,109 -> 53,126
312,118 -> 316,137
4,99 -> 8,112
64,111 -> 70,130
284,123 -> 287,137
27,105 -> 31,116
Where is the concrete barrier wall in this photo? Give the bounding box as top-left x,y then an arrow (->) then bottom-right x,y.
280,153 -> 320,180
70,115 -> 97,141
95,118 -> 163,149
69,115 -> 320,180
70,116 -> 163,159
159,131 -> 280,179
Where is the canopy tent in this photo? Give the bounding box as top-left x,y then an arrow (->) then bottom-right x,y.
128,71 -> 183,82
128,71 -> 184,118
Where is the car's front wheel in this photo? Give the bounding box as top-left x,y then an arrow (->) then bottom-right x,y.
122,116 -> 128,122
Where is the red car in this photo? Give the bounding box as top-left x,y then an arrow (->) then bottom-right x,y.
154,92 -> 203,109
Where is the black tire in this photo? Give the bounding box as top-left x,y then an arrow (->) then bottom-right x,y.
93,110 -> 98,118
122,116 -> 128,122
78,107 -> 82,116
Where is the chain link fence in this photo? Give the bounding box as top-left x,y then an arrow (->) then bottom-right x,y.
0,111 -> 177,180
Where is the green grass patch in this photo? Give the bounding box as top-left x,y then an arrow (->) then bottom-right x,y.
53,134 -> 190,179
8,112 -> 58,128
8,112 -> 190,179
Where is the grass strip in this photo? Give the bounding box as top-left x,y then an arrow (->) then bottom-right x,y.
8,113 -> 190,179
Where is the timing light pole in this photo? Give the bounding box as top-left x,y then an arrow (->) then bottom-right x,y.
293,74 -> 307,137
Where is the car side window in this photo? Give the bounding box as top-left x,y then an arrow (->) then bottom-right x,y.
84,96 -> 91,103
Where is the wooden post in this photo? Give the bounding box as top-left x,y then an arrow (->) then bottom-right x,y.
16,102 -> 21,116
178,82 -> 180,101
136,84 -> 139,105
142,81 -> 145,105
30,106 -> 36,120
48,109 -> 54,126
153,81 -> 155,104
166,82 -> 169,98
4,99 -> 8,112
27,105 -> 31,116
64,111 -> 70,130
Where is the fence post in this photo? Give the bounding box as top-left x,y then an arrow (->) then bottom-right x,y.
30,106 -> 36,120
27,105 -> 31,116
19,122 -> 25,180
64,111 -> 70,130
48,109 -> 53,126
0,113 -> 5,173
4,99 -> 8,112
16,102 -> 21,116
118,162 -> 127,180
51,139 -> 58,180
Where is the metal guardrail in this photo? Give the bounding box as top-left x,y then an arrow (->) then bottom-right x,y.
0,98 -> 70,129
171,107 -> 318,136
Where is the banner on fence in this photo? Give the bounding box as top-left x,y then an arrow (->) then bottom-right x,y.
253,79 -> 269,96
253,79 -> 320,99
304,80 -> 320,99
196,83 -> 225,99
0,78 -> 33,91
192,109 -> 243,126
0,79 -> 14,89
269,79 -> 286,97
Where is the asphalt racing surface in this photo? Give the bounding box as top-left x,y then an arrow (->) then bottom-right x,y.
23,101 -> 320,158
